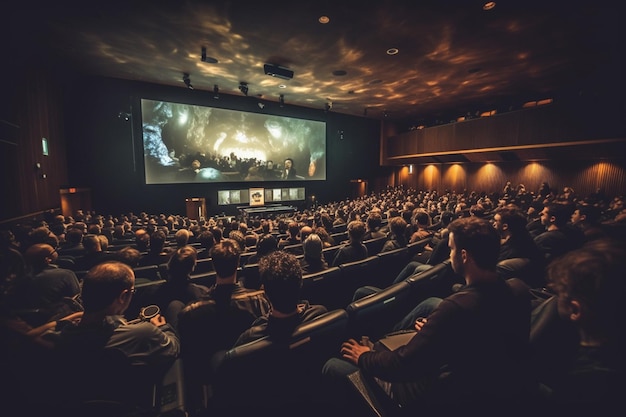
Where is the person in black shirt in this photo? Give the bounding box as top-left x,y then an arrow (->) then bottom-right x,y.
324,217 -> 532,411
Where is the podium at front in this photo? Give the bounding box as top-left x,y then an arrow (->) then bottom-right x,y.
185,198 -> 206,220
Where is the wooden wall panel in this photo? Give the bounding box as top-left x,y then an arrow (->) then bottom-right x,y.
399,160 -> 626,200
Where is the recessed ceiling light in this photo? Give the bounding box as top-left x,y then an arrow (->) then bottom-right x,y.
483,2 -> 496,11
319,16 -> 330,24
278,84 -> 286,89
332,70 -> 347,76
386,48 -> 399,55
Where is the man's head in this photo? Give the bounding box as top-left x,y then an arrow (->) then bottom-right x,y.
388,216 -> 407,239
447,217 -> 500,275
284,158 -> 293,170
366,211 -> 382,231
81,261 -> 135,314
256,233 -> 278,256
210,239 -> 241,280
540,203 -> 572,229
24,243 -> 58,269
571,204 -> 601,226
259,251 -> 302,314
548,239 -> 626,344
82,234 -> 102,254
347,220 -> 366,244
493,207 -> 528,238
299,225 -> 313,242
174,229 -> 191,247
303,233 -> 323,260
167,245 -> 198,282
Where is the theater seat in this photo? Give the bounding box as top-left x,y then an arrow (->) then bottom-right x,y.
338,256 -> 382,307
210,309 -> 349,416
301,266 -> 343,309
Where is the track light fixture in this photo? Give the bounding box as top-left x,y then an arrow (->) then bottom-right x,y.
325,101 -> 332,112
238,82 -> 249,96
183,73 -> 193,90
279,94 -> 285,107
213,84 -> 219,99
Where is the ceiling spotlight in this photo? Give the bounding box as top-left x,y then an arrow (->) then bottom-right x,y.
279,94 -> 285,107
183,73 -> 193,90
213,84 -> 219,99
257,102 -> 265,109
238,82 -> 249,96
325,101 -> 333,112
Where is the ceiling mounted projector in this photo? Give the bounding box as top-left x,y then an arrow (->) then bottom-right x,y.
264,64 -> 294,80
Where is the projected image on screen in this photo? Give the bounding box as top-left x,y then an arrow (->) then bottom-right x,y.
141,99 -> 326,184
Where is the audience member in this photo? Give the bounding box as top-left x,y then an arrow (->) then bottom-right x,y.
246,233 -> 279,265
57,261 -> 179,408
20,243 -> 82,324
534,203 -> 585,264
234,250 -> 327,346
363,211 -> 387,241
544,239 -> 626,409
380,216 -> 408,253
324,216 -> 533,412
331,220 -> 368,267
142,245 -> 209,327
178,239 -> 270,357
300,234 -> 329,274
73,234 -> 116,272
138,230 -> 172,266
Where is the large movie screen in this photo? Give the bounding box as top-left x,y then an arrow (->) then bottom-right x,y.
141,99 -> 326,184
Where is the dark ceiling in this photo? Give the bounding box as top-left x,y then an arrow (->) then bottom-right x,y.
5,1 -> 624,124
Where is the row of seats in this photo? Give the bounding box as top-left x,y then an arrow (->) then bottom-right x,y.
204,263 -> 567,416
128,238 -> 433,317
186,260 -> 456,416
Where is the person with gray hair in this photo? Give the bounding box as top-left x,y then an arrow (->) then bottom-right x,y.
300,233 -> 328,274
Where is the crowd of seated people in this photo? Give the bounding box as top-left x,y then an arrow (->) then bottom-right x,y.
1,184 -> 625,416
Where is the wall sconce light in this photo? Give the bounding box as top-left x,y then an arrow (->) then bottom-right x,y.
213,84 -> 219,99
279,94 -> 285,107
238,82 -> 249,96
183,73 -> 193,90
409,164 -> 414,174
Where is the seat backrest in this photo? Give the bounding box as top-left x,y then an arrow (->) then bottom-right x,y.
337,256 -> 382,307
239,262 -> 261,289
194,257 -> 214,274
211,309 -> 349,412
528,295 -> 579,389
405,260 -> 455,299
133,264 -> 162,281
301,266 -> 343,309
363,236 -> 388,256
375,246 -> 409,287
189,270 -> 218,287
321,245 -> 341,263
345,280 -> 413,340
406,237 -> 431,258
496,257 -> 531,280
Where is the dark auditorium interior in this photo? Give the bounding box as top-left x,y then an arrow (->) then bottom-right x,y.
2,1 -> 625,416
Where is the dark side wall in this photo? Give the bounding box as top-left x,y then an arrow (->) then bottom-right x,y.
62,76 -> 385,218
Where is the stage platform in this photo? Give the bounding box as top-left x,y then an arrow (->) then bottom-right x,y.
238,204 -> 297,217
